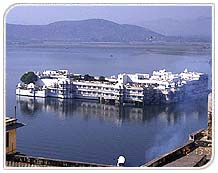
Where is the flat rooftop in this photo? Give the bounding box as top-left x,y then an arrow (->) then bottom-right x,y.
6,117 -> 25,131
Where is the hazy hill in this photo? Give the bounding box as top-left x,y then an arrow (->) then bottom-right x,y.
135,17 -> 212,42
6,19 -> 165,42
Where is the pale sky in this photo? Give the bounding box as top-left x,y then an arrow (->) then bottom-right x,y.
6,5 -> 212,25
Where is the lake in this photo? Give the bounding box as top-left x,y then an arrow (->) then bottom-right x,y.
6,44 -> 212,166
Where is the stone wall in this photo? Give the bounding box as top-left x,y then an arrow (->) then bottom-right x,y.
6,129 -> 16,154
207,93 -> 212,140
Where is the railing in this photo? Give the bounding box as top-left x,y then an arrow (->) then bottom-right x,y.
142,140 -> 196,167
6,155 -> 112,167
189,129 -> 206,141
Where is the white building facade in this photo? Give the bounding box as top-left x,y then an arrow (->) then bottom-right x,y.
16,69 -> 209,105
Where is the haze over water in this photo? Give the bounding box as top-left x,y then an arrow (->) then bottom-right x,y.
6,45 -> 211,166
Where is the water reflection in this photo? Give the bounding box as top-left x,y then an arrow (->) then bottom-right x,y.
16,96 -> 207,126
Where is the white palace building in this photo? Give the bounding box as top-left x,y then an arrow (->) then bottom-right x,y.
16,69 -> 209,104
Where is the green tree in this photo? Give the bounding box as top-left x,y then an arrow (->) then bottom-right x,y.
99,76 -> 105,82
20,72 -> 38,84
84,74 -> 95,81
72,74 -> 82,80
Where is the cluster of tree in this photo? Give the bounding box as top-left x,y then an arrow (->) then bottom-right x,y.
20,72 -> 38,84
71,74 -> 82,80
84,74 -> 95,81
99,76 -> 106,82
58,73 -> 108,82
83,74 -> 108,82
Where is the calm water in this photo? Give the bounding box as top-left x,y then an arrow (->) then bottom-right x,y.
6,45 -> 211,166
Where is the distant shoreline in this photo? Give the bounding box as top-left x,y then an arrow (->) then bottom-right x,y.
6,41 -> 211,56
7,41 -> 211,48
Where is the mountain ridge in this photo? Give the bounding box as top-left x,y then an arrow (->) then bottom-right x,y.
7,18 -> 211,43
6,19 -> 165,42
